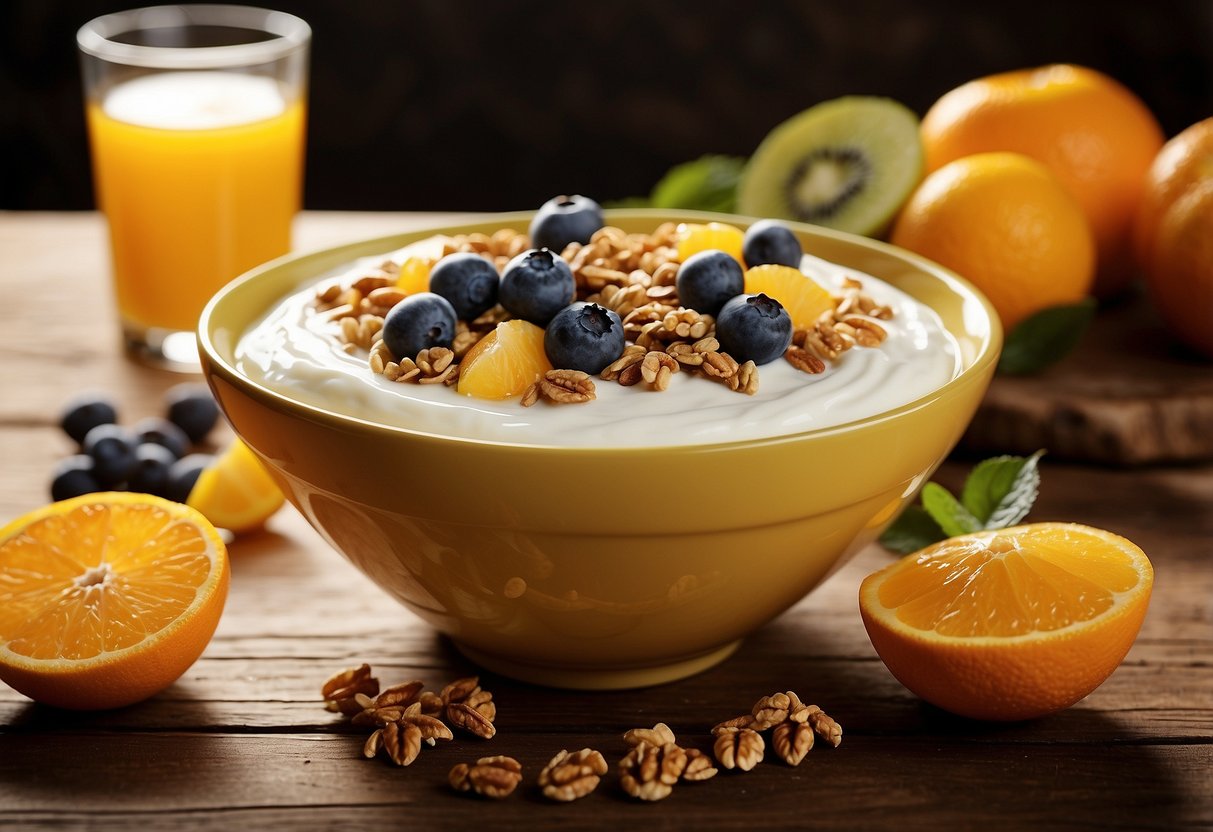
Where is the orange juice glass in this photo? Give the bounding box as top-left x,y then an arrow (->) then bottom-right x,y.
78,5 -> 310,370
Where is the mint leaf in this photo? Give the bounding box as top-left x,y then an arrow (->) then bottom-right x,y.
998,299 -> 1096,375
921,482 -> 982,537
881,451 -> 1048,555
961,449 -> 1045,525
649,155 -> 745,213
984,450 -> 1043,529
879,505 -> 947,554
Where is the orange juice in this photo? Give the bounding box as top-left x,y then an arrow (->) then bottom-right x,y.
87,72 -> 305,333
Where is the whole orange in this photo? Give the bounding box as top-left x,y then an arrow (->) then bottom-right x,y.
921,64 -> 1164,297
1145,181 -> 1213,359
1134,118 -> 1213,267
889,152 -> 1095,333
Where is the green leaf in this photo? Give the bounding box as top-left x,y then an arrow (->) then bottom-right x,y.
983,449 -> 1044,529
602,195 -> 653,209
921,482 -> 982,537
960,449 -> 1044,525
649,155 -> 746,213
998,299 -> 1096,375
879,505 -> 947,554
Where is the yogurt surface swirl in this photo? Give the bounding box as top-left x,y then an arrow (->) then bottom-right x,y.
235,243 -> 961,448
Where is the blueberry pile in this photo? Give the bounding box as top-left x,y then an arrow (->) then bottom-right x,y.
51,384 -> 221,503
384,195 -> 807,380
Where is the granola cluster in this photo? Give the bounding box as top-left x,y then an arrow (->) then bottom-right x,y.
310,223 -> 896,407
322,666 -> 840,803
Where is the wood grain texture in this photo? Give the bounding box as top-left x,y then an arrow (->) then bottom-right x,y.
960,293 -> 1213,465
0,213 -> 1210,831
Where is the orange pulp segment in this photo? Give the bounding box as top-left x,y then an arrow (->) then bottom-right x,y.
743,264 -> 834,329
457,319 -> 553,400
394,256 -> 432,295
676,222 -> 745,264
187,438 -> 285,534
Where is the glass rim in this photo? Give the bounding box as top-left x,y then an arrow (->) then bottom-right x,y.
77,4 -> 310,69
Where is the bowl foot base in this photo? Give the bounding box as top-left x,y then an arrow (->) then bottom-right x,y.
452,639 -> 742,690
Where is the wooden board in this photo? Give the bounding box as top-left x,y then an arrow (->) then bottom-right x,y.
961,292 -> 1213,465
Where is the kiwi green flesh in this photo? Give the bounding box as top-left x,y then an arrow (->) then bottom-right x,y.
738,96 -> 924,237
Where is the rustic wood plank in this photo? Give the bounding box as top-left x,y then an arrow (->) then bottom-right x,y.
1,734 -> 1208,830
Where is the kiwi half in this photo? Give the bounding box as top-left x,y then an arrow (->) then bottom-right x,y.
737,96 -> 924,237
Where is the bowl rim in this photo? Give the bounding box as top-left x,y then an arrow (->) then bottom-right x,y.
198,208 -> 1003,454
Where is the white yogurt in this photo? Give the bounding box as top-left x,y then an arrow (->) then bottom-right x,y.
235,242 -> 961,447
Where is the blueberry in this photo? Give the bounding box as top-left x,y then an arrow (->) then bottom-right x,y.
166,383 -> 220,444
133,416 -> 190,460
498,248 -> 576,326
676,249 -> 745,317
381,292 -> 458,360
59,392 -> 117,445
544,302 -> 626,374
82,424 -> 138,487
529,195 -> 604,253
50,455 -> 103,502
715,293 -> 793,366
128,443 -> 178,497
742,219 -> 804,269
165,453 -> 213,504
428,252 -> 500,321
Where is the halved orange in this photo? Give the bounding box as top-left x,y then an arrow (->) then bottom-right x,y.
187,438 -> 285,534
743,264 -> 834,329
859,523 -> 1153,721
0,493 -> 229,709
457,319 -> 552,400
675,221 -> 745,264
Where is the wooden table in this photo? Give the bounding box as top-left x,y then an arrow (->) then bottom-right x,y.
2,212 -> 1210,830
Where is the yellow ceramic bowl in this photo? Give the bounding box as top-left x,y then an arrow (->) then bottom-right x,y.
199,210 -> 1002,689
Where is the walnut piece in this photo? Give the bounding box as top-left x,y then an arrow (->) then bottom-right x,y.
322,663 -> 379,714
449,755 -> 522,799
619,742 -> 688,801
623,722 -> 677,748
439,676 -> 497,739
771,720 -> 815,766
538,748 -> 608,801
712,726 -> 764,771
539,369 -> 596,403
681,748 -> 719,782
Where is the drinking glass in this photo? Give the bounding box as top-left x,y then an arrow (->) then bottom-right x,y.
78,5 -> 310,370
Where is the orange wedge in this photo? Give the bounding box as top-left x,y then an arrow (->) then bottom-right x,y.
744,264 -> 834,329
859,523 -> 1153,721
676,221 -> 745,264
187,438 -> 285,535
394,256 -> 432,295
457,319 -> 552,400
0,493 -> 229,709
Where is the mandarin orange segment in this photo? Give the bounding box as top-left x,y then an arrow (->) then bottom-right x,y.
457,319 -> 552,400
743,264 -> 834,329
0,493 -> 229,709
394,256 -> 432,295
859,523 -> 1152,721
187,438 -> 285,535
675,222 -> 745,264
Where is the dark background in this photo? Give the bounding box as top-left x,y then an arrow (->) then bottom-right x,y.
3,0 -> 1211,212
